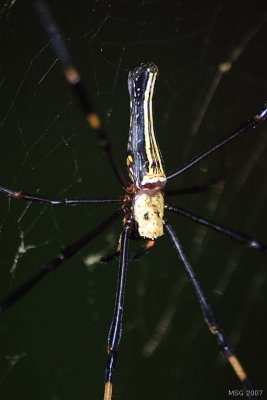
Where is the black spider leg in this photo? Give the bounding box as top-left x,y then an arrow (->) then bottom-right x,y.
167,103 -> 267,181
0,210 -> 122,313
104,223 -> 131,400
0,185 -> 121,206
102,237 -> 155,264
165,220 -> 258,400
165,177 -> 222,197
32,0 -> 127,188
166,204 -> 267,253
128,239 -> 155,261
101,251 -> 120,264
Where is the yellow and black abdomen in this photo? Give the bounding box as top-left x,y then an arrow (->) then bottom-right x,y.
127,63 -> 166,190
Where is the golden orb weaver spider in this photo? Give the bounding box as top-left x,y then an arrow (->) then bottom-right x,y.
1,1 -> 267,400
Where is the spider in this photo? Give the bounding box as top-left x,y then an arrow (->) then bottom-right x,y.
1,1 -> 267,399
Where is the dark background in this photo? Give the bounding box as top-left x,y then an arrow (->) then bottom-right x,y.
0,1 -> 267,399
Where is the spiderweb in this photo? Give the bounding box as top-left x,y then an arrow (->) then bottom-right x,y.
0,1 -> 267,399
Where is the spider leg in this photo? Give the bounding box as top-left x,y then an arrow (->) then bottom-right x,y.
101,232 -> 122,264
104,223 -> 131,400
32,0 -> 127,188
165,220 -> 258,399
165,177 -> 222,197
0,210 -> 122,313
101,239 -> 155,264
0,185 -> 121,206
167,103 -> 267,181
129,239 -> 155,261
101,251 -> 120,264
166,204 -> 267,254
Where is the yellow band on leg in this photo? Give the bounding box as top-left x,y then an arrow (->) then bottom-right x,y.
228,355 -> 248,382
104,381 -> 113,400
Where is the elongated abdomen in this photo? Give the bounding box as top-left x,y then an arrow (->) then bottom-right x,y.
127,63 -> 166,189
